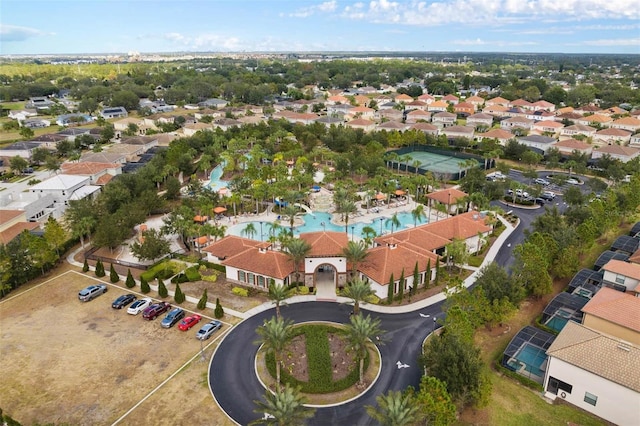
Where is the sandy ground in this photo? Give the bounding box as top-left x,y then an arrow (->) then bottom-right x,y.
0,270 -> 231,426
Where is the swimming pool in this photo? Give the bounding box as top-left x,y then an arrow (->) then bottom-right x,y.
508,343 -> 547,378
206,164 -> 228,192
227,211 -> 428,240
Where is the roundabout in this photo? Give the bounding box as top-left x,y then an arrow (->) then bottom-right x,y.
209,301 -> 444,425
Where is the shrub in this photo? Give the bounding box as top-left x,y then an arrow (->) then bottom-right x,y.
211,263 -> 226,273
184,266 -> 201,281
174,283 -> 185,304
297,286 -> 310,295
202,274 -> 218,282
82,259 -> 89,272
125,269 -> 135,288
171,273 -> 189,284
232,287 -> 249,297
109,264 -> 120,283
214,297 -> 224,318
140,276 -> 150,294
95,259 -> 105,277
158,279 -> 168,298
197,288 -> 208,310
140,260 -> 182,282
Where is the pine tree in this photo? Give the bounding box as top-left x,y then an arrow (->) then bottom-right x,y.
387,273 -> 394,305
140,276 -> 150,294
214,297 -> 224,318
125,269 -> 135,288
174,283 -> 185,304
109,264 -> 120,283
95,259 -> 105,277
425,259 -> 432,289
82,259 -> 89,272
397,269 -> 405,302
158,278 -> 168,298
197,288 -> 208,310
434,257 -> 440,287
411,262 -> 419,297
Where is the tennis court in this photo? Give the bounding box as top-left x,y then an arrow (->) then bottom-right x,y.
404,151 -> 480,175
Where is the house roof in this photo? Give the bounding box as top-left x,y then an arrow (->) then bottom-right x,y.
467,113 -> 493,120
0,221 -> 41,245
612,117 -> 640,126
410,123 -> 438,132
432,111 -> 456,118
427,188 -> 468,204
486,96 -> 510,105
443,125 -> 474,135
581,286 -> 640,332
564,124 -> 596,132
510,99 -> 532,107
581,114 -> 612,123
395,94 -> 414,101
61,162 -> 121,176
533,120 -> 564,128
0,209 -> 24,225
477,129 -> 514,140
359,243 -> 438,285
429,100 -> 448,109
30,174 -> 88,191
347,118 -> 375,127
602,259 -> 640,281
596,128 -> 631,137
628,248 -> 640,265
465,95 -> 485,104
594,145 -> 640,157
546,321 -> 640,392
377,121 -> 410,131
554,138 -> 591,150
299,231 -> 349,257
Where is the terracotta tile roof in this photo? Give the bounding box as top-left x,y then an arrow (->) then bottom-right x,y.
347,118 -> 375,126
395,94 -> 414,101
554,138 -> 591,150
350,106 -> 374,113
299,231 -> 348,257
375,226 -> 451,252
0,222 -> 41,245
582,286 -> 640,332
467,113 -> 493,120
455,102 -> 475,110
628,248 -> 640,265
556,106 -> 574,114
406,100 -> 427,107
510,99 -> 532,107
95,174 -> 114,185
465,95 -> 485,104
429,100 -> 448,108
582,114 -> 612,123
427,188 -> 468,204
596,128 -> 632,137
418,94 -> 435,101
442,94 -> 459,102
203,235 -> 263,258
421,211 -> 492,241
547,321 -> 640,392
556,112 -> 583,120
602,259 -> 640,280
533,120 -> 564,128
613,117 -> 640,126
359,243 -> 438,285
595,145 -> 640,157
61,162 -> 121,175
410,123 -> 438,132
564,124 -> 596,132
0,209 -> 24,225
532,100 -> 555,108
407,109 -> 431,117
486,96 -> 510,105
477,129 -> 514,140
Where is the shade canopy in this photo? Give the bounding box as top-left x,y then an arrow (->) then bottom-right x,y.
213,206 -> 227,214
375,193 -> 386,200
395,189 -> 406,196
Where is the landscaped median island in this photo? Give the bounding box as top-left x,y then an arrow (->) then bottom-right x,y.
255,322 -> 381,405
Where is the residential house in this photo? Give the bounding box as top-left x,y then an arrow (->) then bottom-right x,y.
598,106 -> 628,117
482,105 -> 509,118
395,94 -> 414,103
8,109 -> 37,121
26,96 -> 54,110
442,125 -> 474,140
183,122 -> 213,136
442,94 -> 459,105
56,113 -> 93,127
346,118 -> 376,132
29,174 -> 99,218
31,133 -> 67,149
56,128 -> 91,142
113,117 -> 145,137
510,99 -> 533,110
431,112 -> 457,127
629,134 -> 640,148
531,120 -> 564,135
237,115 -> 267,126
474,129 -> 514,146
376,121 -> 410,132
353,95 -> 371,106
593,128 -> 632,146
601,259 -> 640,293
0,209 -> 41,245
0,141 -> 40,160
315,116 -> 344,128
0,190 -> 56,223
80,151 -> 128,164
22,118 -> 51,129
553,139 -> 593,157
212,118 -> 242,131
610,117 -> 640,133
326,104 -> 353,117
526,110 -> 556,122
100,106 -> 128,119
575,114 -> 612,128
417,94 -> 435,104
405,109 -> 432,124
517,135 -> 556,154
427,100 -> 449,112
500,116 -> 534,132
485,96 -> 510,107
405,100 -> 428,111
409,122 -> 439,136
466,113 -> 493,128
454,102 -> 475,117
531,100 -> 556,112
347,106 -> 375,120
378,108 -> 404,122
198,98 -> 228,109
591,145 -> 640,163
326,95 -> 349,105
60,161 -> 123,186
561,124 -> 597,139
573,105 -> 601,115
464,95 -> 485,108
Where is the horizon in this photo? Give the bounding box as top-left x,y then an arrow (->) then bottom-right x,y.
2,0 -> 639,56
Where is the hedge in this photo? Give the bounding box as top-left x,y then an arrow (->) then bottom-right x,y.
141,261 -> 182,282
232,287 -> 249,297
171,273 -> 189,284
184,266 -> 201,281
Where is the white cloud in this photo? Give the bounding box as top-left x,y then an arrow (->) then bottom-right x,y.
452,38 -> 539,47
452,38 -> 486,46
0,24 -> 54,42
162,32 -> 242,51
338,0 -> 639,26
584,37 -> 640,46
289,1 -> 337,18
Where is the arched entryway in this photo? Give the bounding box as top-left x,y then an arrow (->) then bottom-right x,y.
315,263 -> 337,300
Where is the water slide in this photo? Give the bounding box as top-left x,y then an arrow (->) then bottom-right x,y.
294,203 -> 314,216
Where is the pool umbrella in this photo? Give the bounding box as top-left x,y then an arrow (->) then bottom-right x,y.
395,189 -> 406,196
213,206 -> 227,214
375,193 -> 386,200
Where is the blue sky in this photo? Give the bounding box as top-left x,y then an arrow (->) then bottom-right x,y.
1,0 -> 639,55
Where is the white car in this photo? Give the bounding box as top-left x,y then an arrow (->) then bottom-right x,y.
566,178 -> 580,185
127,297 -> 153,315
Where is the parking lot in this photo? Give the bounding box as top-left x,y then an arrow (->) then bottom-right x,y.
0,270 -> 233,425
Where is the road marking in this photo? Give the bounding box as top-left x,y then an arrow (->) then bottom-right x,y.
419,313 -> 430,318
396,361 -> 410,369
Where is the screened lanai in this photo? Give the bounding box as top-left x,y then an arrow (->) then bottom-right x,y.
611,235 -> 640,255
567,268 -> 603,296
541,292 -> 588,333
502,326 -> 556,384
594,251 -> 629,271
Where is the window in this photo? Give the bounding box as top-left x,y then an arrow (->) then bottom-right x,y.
584,392 -> 598,406
238,271 -> 246,282
615,274 -> 625,285
547,377 -> 572,395
247,273 -> 254,285
258,276 -> 265,287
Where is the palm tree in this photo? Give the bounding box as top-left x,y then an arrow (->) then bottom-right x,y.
282,204 -> 299,235
342,279 -> 375,315
268,280 -> 289,319
284,238 -> 312,289
242,223 -> 258,240
360,225 -> 377,248
254,316 -> 295,391
342,240 -> 369,282
251,383 -> 316,426
410,204 -> 426,227
346,314 -> 383,385
386,213 -> 401,234
365,390 -> 418,426
336,199 -> 357,234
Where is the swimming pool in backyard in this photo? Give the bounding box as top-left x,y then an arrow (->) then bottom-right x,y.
227,211 -> 428,240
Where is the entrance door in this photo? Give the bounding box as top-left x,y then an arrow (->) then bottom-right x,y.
315,264 -> 336,300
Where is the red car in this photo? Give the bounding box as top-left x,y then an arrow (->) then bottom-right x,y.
142,302 -> 171,320
178,314 -> 202,331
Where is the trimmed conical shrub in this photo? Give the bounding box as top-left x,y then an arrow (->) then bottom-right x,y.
158,278 -> 168,298
82,259 -> 89,273
197,288 -> 208,310
140,276 -> 150,294
214,297 -> 224,318
125,269 -> 135,288
95,259 -> 105,277
174,283 -> 185,304
109,264 -> 120,283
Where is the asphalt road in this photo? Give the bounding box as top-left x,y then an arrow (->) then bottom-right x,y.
210,302 -> 444,425
209,170 -> 596,425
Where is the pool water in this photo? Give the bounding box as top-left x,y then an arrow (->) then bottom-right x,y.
227,211 -> 427,240
207,165 -> 228,191
509,343 -> 547,377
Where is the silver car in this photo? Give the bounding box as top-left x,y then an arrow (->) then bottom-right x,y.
196,320 -> 222,340
78,284 -> 107,302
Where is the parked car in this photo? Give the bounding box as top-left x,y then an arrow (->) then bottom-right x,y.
534,198 -> 546,206
161,308 -> 185,328
566,178 -> 580,185
534,178 -> 550,186
78,284 -> 108,302
142,302 -> 171,320
127,297 -> 153,315
196,320 -> 222,340
178,314 -> 203,331
541,191 -> 556,201
112,294 -> 137,309
515,189 -> 529,198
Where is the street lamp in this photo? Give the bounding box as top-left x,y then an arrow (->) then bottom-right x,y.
351,226 -> 355,241
432,316 -> 437,334
380,217 -> 384,234
259,221 -> 263,241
